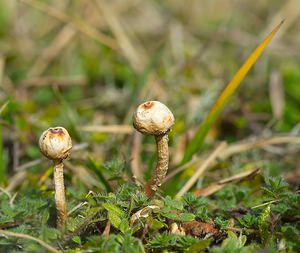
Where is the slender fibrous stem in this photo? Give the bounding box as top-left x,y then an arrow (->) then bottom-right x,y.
144,134 -> 169,198
53,160 -> 67,227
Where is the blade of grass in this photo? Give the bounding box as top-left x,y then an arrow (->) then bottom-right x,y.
86,157 -> 113,192
52,86 -> 81,141
176,142 -> 227,199
181,20 -> 284,164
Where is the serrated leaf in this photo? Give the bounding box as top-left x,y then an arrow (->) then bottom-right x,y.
102,203 -> 125,217
102,203 -> 125,229
67,217 -> 80,232
109,212 -> 122,229
119,219 -> 130,234
147,217 -> 166,230
164,196 -> 183,210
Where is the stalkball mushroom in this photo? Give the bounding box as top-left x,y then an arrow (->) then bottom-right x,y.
133,101 -> 175,198
39,127 -> 72,227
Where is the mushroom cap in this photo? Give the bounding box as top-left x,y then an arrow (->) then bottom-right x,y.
133,101 -> 175,135
39,127 -> 72,161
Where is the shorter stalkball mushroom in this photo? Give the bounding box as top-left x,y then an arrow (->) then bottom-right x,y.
39,127 -> 72,227
133,101 -> 175,198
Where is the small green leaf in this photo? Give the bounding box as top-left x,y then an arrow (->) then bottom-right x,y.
102,203 -> 125,229
147,217 -> 166,230
102,203 -> 124,217
161,211 -> 195,222
186,239 -> 212,253
119,219 -> 130,234
66,217 -> 80,232
72,236 -> 82,245
109,212 -> 122,229
164,196 -> 183,210
179,213 -> 195,222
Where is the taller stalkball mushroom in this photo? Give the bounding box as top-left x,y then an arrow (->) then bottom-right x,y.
133,101 -> 175,198
39,127 -> 72,227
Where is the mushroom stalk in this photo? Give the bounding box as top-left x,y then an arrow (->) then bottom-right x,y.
133,101 -> 175,199
53,160 -> 67,227
144,134 -> 169,198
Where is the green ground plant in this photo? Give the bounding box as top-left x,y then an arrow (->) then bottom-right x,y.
0,1 -> 300,252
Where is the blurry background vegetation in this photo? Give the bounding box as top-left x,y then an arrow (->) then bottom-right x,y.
0,0 -> 300,195
1,1 -> 300,252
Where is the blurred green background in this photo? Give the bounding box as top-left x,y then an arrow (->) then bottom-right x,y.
0,0 -> 299,193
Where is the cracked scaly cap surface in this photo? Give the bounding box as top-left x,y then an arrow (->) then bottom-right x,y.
39,127 -> 72,161
133,101 -> 175,135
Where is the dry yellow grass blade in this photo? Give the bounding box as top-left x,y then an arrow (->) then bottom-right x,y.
175,142 -> 227,199
79,125 -> 133,134
181,20 -> 284,164
194,168 -> 260,197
